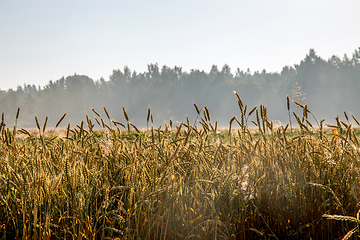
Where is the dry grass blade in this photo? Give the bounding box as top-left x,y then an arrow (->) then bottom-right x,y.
16,107 -> 20,120
193,103 -> 200,115
241,111 -> 245,126
260,105 -> 264,119
130,122 -> 140,133
234,118 -> 242,128
205,107 -> 211,122
103,107 -> 110,119
203,109 -> 208,122
233,91 -> 243,110
66,123 -> 70,138
122,107 -> 129,122
256,109 -> 260,127
55,113 -> 67,128
294,101 -> 305,109
293,112 -> 305,130
320,119 -> 325,130
18,128 -> 32,137
147,107 -> 151,122
183,128 -> 191,146
302,105 -> 308,122
100,118 -> 106,128
344,111 -> 349,122
287,96 -> 293,132
199,120 -> 210,132
248,106 -> 257,117
335,115 -> 341,128
208,122 -> 215,132
340,121 -> 349,129
35,116 -> 41,130
251,120 -> 258,127
305,118 -> 313,128
43,116 -> 48,133
151,126 -> 154,143
322,214 -> 360,224
86,114 -> 94,131
342,226 -> 358,240
50,174 -> 63,194
91,108 -> 101,118
266,119 -> 273,131
104,123 -> 114,132
249,228 -> 264,236
174,123 -> 182,140
287,95 -> 290,111
352,131 -> 360,147
326,124 -> 338,129
351,114 -> 360,126
112,120 -> 126,129
308,183 -> 342,207
263,106 -> 267,119
243,104 -> 247,116
229,116 -> 236,135
94,117 -> 101,126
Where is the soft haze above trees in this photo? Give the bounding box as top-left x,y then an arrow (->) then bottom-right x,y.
1,48 -> 360,128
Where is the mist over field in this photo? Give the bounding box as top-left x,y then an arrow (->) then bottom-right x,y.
0,48 -> 359,129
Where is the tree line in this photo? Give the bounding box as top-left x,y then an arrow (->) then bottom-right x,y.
1,48 -> 360,129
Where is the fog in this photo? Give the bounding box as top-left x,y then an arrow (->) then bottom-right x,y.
0,48 -> 359,130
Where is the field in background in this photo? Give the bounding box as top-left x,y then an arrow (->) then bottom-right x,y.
1,97 -> 360,239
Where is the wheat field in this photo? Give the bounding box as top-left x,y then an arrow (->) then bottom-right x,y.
1,96 -> 360,239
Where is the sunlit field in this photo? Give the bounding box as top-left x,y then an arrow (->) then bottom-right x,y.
1,96 -> 360,239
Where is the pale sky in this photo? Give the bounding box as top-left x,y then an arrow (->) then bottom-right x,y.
0,0 -> 359,91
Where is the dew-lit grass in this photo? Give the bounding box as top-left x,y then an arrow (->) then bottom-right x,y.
1,100 -> 360,239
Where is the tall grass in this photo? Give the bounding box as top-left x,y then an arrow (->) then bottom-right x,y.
1,97 -> 360,239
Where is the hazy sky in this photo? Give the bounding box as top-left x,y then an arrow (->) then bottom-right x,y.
0,0 -> 359,91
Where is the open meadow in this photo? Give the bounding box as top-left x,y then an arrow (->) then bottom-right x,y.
1,97 -> 360,239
